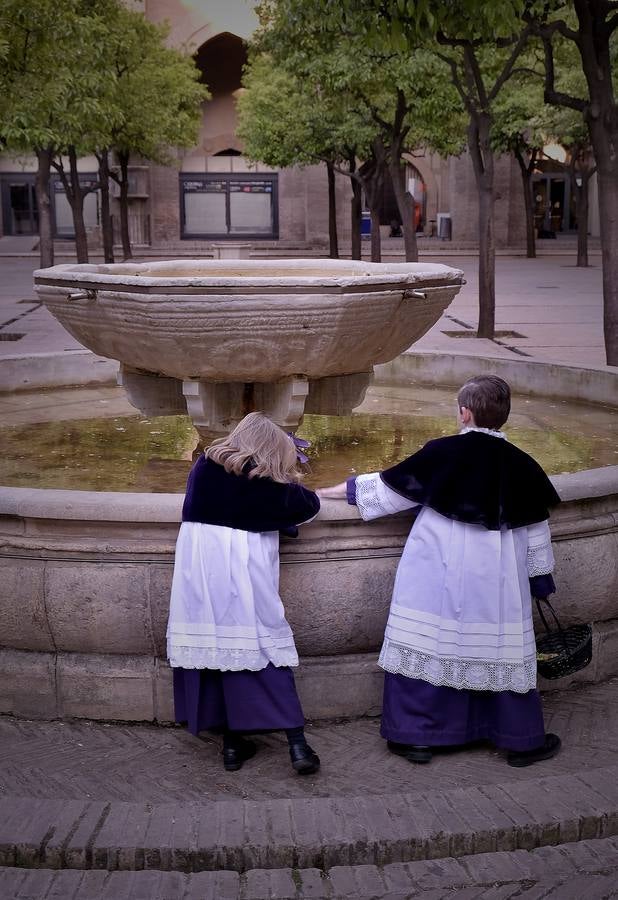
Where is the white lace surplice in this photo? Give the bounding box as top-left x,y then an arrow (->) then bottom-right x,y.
167,522 -> 298,671
355,461 -> 555,693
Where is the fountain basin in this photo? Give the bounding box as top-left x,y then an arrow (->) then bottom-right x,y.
33,259 -> 464,382
0,465 -> 617,723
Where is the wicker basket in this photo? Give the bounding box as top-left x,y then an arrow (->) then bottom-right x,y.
535,597 -> 592,680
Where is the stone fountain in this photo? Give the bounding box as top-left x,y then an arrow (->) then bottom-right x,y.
0,258 -> 614,724
33,258 -> 465,432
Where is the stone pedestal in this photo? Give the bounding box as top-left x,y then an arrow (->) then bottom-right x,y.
182,376 -> 310,433
118,366 -> 374,433
305,372 -> 372,416
118,365 -> 187,417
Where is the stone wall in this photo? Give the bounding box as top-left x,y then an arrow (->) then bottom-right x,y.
1,465 -> 617,724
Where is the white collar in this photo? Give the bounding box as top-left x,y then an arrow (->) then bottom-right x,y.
460,426 -> 507,440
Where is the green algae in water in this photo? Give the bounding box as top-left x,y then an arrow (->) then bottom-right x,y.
0,383 -> 615,492
0,414 -> 197,492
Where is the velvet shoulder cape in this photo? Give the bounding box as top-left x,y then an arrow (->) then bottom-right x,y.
380,431 -> 560,530
181,455 -> 320,533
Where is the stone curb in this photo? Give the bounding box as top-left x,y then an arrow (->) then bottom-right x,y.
1,835 -> 618,898
1,767 -> 618,875
0,350 -> 118,393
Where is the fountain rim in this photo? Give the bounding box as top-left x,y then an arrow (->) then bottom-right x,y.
33,259 -> 466,294
1,467 -> 616,525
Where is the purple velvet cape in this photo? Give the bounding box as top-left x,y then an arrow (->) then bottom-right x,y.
182,454 -> 320,531
380,431 -> 560,530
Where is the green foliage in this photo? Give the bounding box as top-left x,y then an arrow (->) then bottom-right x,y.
103,5 -> 208,164
0,0 -> 114,153
249,3 -> 466,169
0,0 -> 207,163
237,53 -> 373,167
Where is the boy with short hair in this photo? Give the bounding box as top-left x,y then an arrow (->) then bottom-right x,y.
319,375 -> 561,767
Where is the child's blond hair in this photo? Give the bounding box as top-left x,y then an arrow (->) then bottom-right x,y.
205,412 -> 301,483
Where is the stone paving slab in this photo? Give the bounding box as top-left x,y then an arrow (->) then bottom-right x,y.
1,835 -> 618,898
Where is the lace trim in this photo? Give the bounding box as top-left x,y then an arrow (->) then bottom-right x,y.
460,426 -> 507,439
527,542 -> 554,576
379,639 -> 536,693
355,474 -> 384,518
355,473 -> 418,521
168,644 -> 299,671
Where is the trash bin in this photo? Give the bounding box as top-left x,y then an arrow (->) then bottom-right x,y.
361,211 -> 371,239
437,213 -> 452,241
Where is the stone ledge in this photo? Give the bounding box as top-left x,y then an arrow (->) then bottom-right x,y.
0,350 -> 118,394
2,835 -> 618,897
1,769 -> 617,874
1,642 -> 617,724
387,350 -> 618,410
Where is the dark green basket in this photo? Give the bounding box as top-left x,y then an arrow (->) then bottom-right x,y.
536,597 -> 592,680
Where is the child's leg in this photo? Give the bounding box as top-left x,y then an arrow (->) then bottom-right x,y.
222,730 -> 256,772
285,726 -> 320,775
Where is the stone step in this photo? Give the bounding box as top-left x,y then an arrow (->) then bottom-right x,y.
2,836 -> 618,898
1,765 -> 618,875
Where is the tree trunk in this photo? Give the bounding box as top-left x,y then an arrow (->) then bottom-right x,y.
389,152 -> 418,262
348,155 -> 362,261
359,166 -> 384,263
477,176 -> 496,338
68,147 -> 89,264
326,160 -> 339,259
574,177 -> 589,268
118,150 -> 132,260
350,180 -> 362,260
515,150 -> 536,259
35,147 -> 54,268
569,0 -> 617,362
359,144 -> 386,263
369,206 -> 381,262
595,160 -> 618,364
97,150 -> 114,264
467,115 -> 496,339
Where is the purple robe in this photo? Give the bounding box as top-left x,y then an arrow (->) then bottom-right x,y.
381,674 -> 545,751
174,663 -> 305,736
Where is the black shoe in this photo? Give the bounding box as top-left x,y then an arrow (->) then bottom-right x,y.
507,733 -> 561,768
387,740 -> 433,764
289,742 -> 320,775
222,738 -> 256,772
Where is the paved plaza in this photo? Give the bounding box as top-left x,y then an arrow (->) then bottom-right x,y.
0,246 -> 617,898
1,680 -> 618,896
0,244 -> 609,373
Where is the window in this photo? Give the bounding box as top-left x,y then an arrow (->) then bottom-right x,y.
180,174 -> 278,239
53,178 -> 99,237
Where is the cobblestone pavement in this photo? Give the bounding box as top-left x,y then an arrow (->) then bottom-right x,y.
1,682 -> 618,897
1,680 -> 614,804
1,836 -> 618,898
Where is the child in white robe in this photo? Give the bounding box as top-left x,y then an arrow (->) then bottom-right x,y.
167,412 -> 320,774
319,375 -> 561,767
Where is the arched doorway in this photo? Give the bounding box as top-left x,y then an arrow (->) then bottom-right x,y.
378,164 -> 426,233
180,32 -> 278,240
195,31 -> 247,99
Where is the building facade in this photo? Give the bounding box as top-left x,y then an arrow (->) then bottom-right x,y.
0,0 -> 600,250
